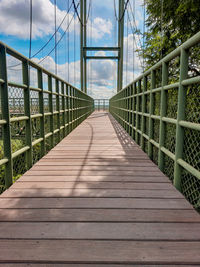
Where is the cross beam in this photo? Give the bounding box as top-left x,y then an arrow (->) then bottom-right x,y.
80,0 -> 124,93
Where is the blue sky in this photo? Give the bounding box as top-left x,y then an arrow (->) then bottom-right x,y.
0,0 -> 145,98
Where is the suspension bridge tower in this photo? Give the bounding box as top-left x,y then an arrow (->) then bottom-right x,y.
80,0 -> 125,93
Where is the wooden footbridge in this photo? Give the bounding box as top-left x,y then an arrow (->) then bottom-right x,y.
0,111 -> 199,265
0,27 -> 200,265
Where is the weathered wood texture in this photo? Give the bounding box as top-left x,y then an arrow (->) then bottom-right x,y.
0,112 -> 199,265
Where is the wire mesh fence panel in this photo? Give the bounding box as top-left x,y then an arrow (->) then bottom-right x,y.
110,31 -> 200,210
0,41 -> 94,194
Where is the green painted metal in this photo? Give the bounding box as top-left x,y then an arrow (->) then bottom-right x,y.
117,0 -> 124,92
86,56 -> 119,60
110,31 -> 200,209
22,60 -> 33,169
83,47 -> 120,51
148,70 -> 155,159
80,0 -> 84,91
174,48 -> 189,191
0,45 -> 13,188
0,41 -> 94,192
48,75 -> 54,149
158,62 -> 168,171
38,69 -> 45,156
83,0 -> 87,93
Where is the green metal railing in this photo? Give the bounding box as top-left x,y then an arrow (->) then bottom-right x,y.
0,42 -> 94,192
94,99 -> 109,111
110,32 -> 200,209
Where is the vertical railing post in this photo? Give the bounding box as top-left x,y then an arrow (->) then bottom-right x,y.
56,79 -> 60,142
141,75 -> 147,150
61,82 -> 66,137
0,45 -> 13,188
38,69 -> 45,156
22,60 -> 33,169
148,70 -> 155,159
135,81 -> 140,144
66,85 -> 69,135
158,62 -> 168,171
48,75 -> 54,148
174,48 -> 189,191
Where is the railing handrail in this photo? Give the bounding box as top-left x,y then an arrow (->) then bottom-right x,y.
0,41 -> 94,192
110,31 -> 200,209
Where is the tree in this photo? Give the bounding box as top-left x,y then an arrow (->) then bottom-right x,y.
144,0 -> 200,76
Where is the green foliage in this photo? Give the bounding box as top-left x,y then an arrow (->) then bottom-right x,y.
144,0 -> 200,73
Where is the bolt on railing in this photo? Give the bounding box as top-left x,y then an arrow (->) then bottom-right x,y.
0,42 -> 94,192
110,31 -> 200,209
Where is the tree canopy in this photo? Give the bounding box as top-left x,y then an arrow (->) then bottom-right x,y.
143,0 -> 200,75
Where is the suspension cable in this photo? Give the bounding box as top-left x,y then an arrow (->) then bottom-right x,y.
54,0 -> 57,75
74,12 -> 76,85
127,9 -> 143,69
113,0 -> 130,22
126,11 -> 128,85
8,0 -> 73,69
29,0 -> 32,59
38,3 -> 79,65
128,1 -> 143,50
67,0 -> 70,82
143,0 -> 145,71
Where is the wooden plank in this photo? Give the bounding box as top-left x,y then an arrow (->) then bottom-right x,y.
24,170 -> 167,176
0,111 -> 199,265
30,166 -> 160,171
1,188 -> 183,198
0,209 -> 199,222
0,222 -> 200,240
18,175 -> 171,183
12,181 -> 173,190
2,265 -> 196,267
0,240 -> 200,264
0,197 -> 191,209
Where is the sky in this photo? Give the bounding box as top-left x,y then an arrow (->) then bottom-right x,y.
0,0 -> 145,99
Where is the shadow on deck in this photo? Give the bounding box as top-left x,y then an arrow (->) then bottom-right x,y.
0,112 -> 199,265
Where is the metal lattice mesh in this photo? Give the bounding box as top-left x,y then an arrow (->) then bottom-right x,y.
144,138 -> 148,154
165,123 -> 176,154
32,118 -> 40,141
13,153 -> 27,182
146,94 -> 150,113
152,146 -> 159,165
53,114 -> 59,130
44,116 -> 51,135
153,92 -> 160,115
168,56 -> 180,84
138,96 -> 142,112
163,154 -> 174,182
166,89 -> 178,119
144,117 -> 149,135
155,68 -> 162,88
44,93 -> 49,112
185,85 -> 200,123
30,91 -> 39,114
33,143 -> 41,164
9,87 -> 24,115
45,137 -> 51,153
54,132 -> 60,146
0,125 -> 4,160
183,128 -> 200,171
0,165 -> 5,193
153,119 -> 160,143
182,169 -> 200,209
10,121 -> 26,153
53,95 -> 56,111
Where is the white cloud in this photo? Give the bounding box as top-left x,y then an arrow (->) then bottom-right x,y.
0,0 -> 112,41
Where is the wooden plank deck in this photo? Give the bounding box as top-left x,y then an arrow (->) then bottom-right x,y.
0,111 -> 200,266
